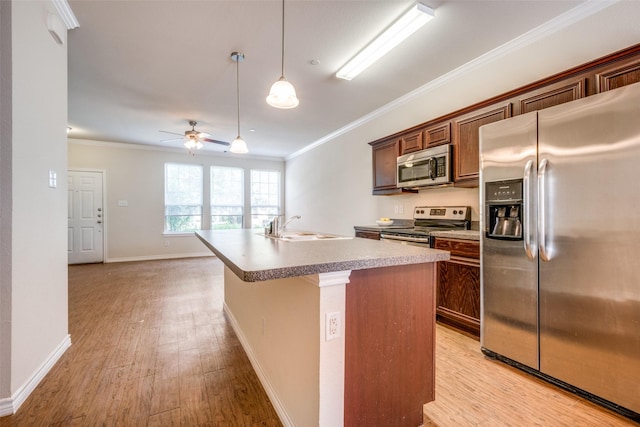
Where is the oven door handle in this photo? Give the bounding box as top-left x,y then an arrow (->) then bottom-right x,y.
380,234 -> 430,244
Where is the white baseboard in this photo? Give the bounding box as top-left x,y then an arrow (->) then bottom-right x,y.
223,303 -> 294,427
106,252 -> 214,263
0,334 -> 72,417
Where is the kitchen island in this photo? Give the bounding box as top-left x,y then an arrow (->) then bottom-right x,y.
196,229 -> 449,427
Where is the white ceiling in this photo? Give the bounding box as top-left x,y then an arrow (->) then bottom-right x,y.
68,0 -> 597,159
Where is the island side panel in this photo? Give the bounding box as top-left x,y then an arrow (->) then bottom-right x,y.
344,262 -> 436,426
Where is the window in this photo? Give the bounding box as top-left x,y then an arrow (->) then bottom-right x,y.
210,166 -> 244,229
250,170 -> 281,228
164,163 -> 203,232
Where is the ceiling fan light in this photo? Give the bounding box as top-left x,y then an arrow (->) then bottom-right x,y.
184,138 -> 196,149
195,140 -> 203,150
266,76 -> 299,109
230,136 -> 248,154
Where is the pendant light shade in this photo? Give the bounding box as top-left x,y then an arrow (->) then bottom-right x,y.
267,76 -> 299,109
230,136 -> 248,154
230,51 -> 249,154
267,0 -> 299,109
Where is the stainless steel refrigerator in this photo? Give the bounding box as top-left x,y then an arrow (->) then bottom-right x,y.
479,82 -> 640,417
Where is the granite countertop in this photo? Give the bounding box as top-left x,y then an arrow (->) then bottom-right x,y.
196,229 -> 450,282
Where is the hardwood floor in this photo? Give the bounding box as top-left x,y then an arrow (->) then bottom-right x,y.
3,257 -> 637,426
0,257 -> 281,426
424,324 -> 639,427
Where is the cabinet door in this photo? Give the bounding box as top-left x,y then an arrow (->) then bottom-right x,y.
424,122 -> 451,147
437,259 -> 480,337
371,139 -> 399,194
595,55 -> 640,92
453,103 -> 512,184
434,238 -> 480,337
398,131 -> 423,155
517,78 -> 585,115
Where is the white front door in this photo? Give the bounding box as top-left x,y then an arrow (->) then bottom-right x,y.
68,170 -> 104,264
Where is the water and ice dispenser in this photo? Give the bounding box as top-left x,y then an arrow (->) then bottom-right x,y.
485,180 -> 523,240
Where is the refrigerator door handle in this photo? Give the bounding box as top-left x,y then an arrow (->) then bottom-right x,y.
538,158 -> 550,261
523,160 -> 536,260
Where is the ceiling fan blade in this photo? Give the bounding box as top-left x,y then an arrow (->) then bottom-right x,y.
159,130 -> 185,137
197,132 -> 212,138
203,138 -> 231,146
160,137 -> 184,143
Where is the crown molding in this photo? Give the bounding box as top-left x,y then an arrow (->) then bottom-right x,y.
51,0 -> 79,30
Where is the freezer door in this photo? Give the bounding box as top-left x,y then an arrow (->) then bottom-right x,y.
538,82 -> 640,413
479,112 -> 539,370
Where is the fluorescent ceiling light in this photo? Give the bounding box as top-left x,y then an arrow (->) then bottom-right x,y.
336,2 -> 435,81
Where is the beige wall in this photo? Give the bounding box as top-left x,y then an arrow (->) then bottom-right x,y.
68,140 -> 285,261
285,2 -> 640,236
1,0 -> 70,409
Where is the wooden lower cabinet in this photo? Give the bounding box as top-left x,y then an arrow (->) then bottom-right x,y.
433,238 -> 480,337
354,230 -> 380,240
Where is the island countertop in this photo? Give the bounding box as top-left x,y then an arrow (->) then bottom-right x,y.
196,229 -> 450,282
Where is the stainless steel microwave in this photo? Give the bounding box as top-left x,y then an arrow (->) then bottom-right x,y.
397,144 -> 452,188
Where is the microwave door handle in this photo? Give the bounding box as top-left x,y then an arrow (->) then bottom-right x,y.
428,157 -> 436,179
523,160 -> 535,260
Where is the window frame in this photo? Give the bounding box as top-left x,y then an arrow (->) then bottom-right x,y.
164,162 -> 204,234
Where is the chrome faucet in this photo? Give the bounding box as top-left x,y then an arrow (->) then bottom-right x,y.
271,215 -> 301,238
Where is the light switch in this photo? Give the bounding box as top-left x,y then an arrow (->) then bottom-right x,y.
117,200 -> 129,207
48,170 -> 57,188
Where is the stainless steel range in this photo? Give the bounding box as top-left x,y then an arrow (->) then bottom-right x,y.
380,206 -> 471,247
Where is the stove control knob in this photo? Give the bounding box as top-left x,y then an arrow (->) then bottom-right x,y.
453,210 -> 458,215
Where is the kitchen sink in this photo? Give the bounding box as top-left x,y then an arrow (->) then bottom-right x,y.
263,231 -> 353,241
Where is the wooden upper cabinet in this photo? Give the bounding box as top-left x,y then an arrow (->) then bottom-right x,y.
595,55 -> 640,93
424,122 -> 451,147
516,78 -> 586,115
398,130 -> 424,155
370,138 -> 400,195
453,102 -> 512,185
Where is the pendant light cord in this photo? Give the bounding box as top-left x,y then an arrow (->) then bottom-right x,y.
280,0 -> 285,77
236,54 -> 241,136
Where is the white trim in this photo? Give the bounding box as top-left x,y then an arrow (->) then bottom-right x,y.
68,138 -> 285,162
300,271 -> 351,288
51,0 -> 79,29
105,252 -> 214,263
223,302 -> 294,427
285,0 -> 619,161
0,335 -> 71,417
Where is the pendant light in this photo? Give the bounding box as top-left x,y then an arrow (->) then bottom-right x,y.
266,0 -> 299,109
230,52 -> 248,154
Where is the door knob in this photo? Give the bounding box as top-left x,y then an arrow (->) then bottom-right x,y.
97,220 -> 102,224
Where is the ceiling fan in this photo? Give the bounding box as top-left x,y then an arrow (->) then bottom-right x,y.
160,120 -> 230,152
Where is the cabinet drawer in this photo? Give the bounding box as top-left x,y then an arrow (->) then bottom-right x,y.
355,230 -> 380,240
433,238 -> 479,259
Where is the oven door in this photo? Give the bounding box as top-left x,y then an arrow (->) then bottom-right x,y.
380,233 -> 431,248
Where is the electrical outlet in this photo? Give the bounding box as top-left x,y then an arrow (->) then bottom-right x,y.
326,312 -> 340,341
398,204 -> 404,214
164,240 -> 170,247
